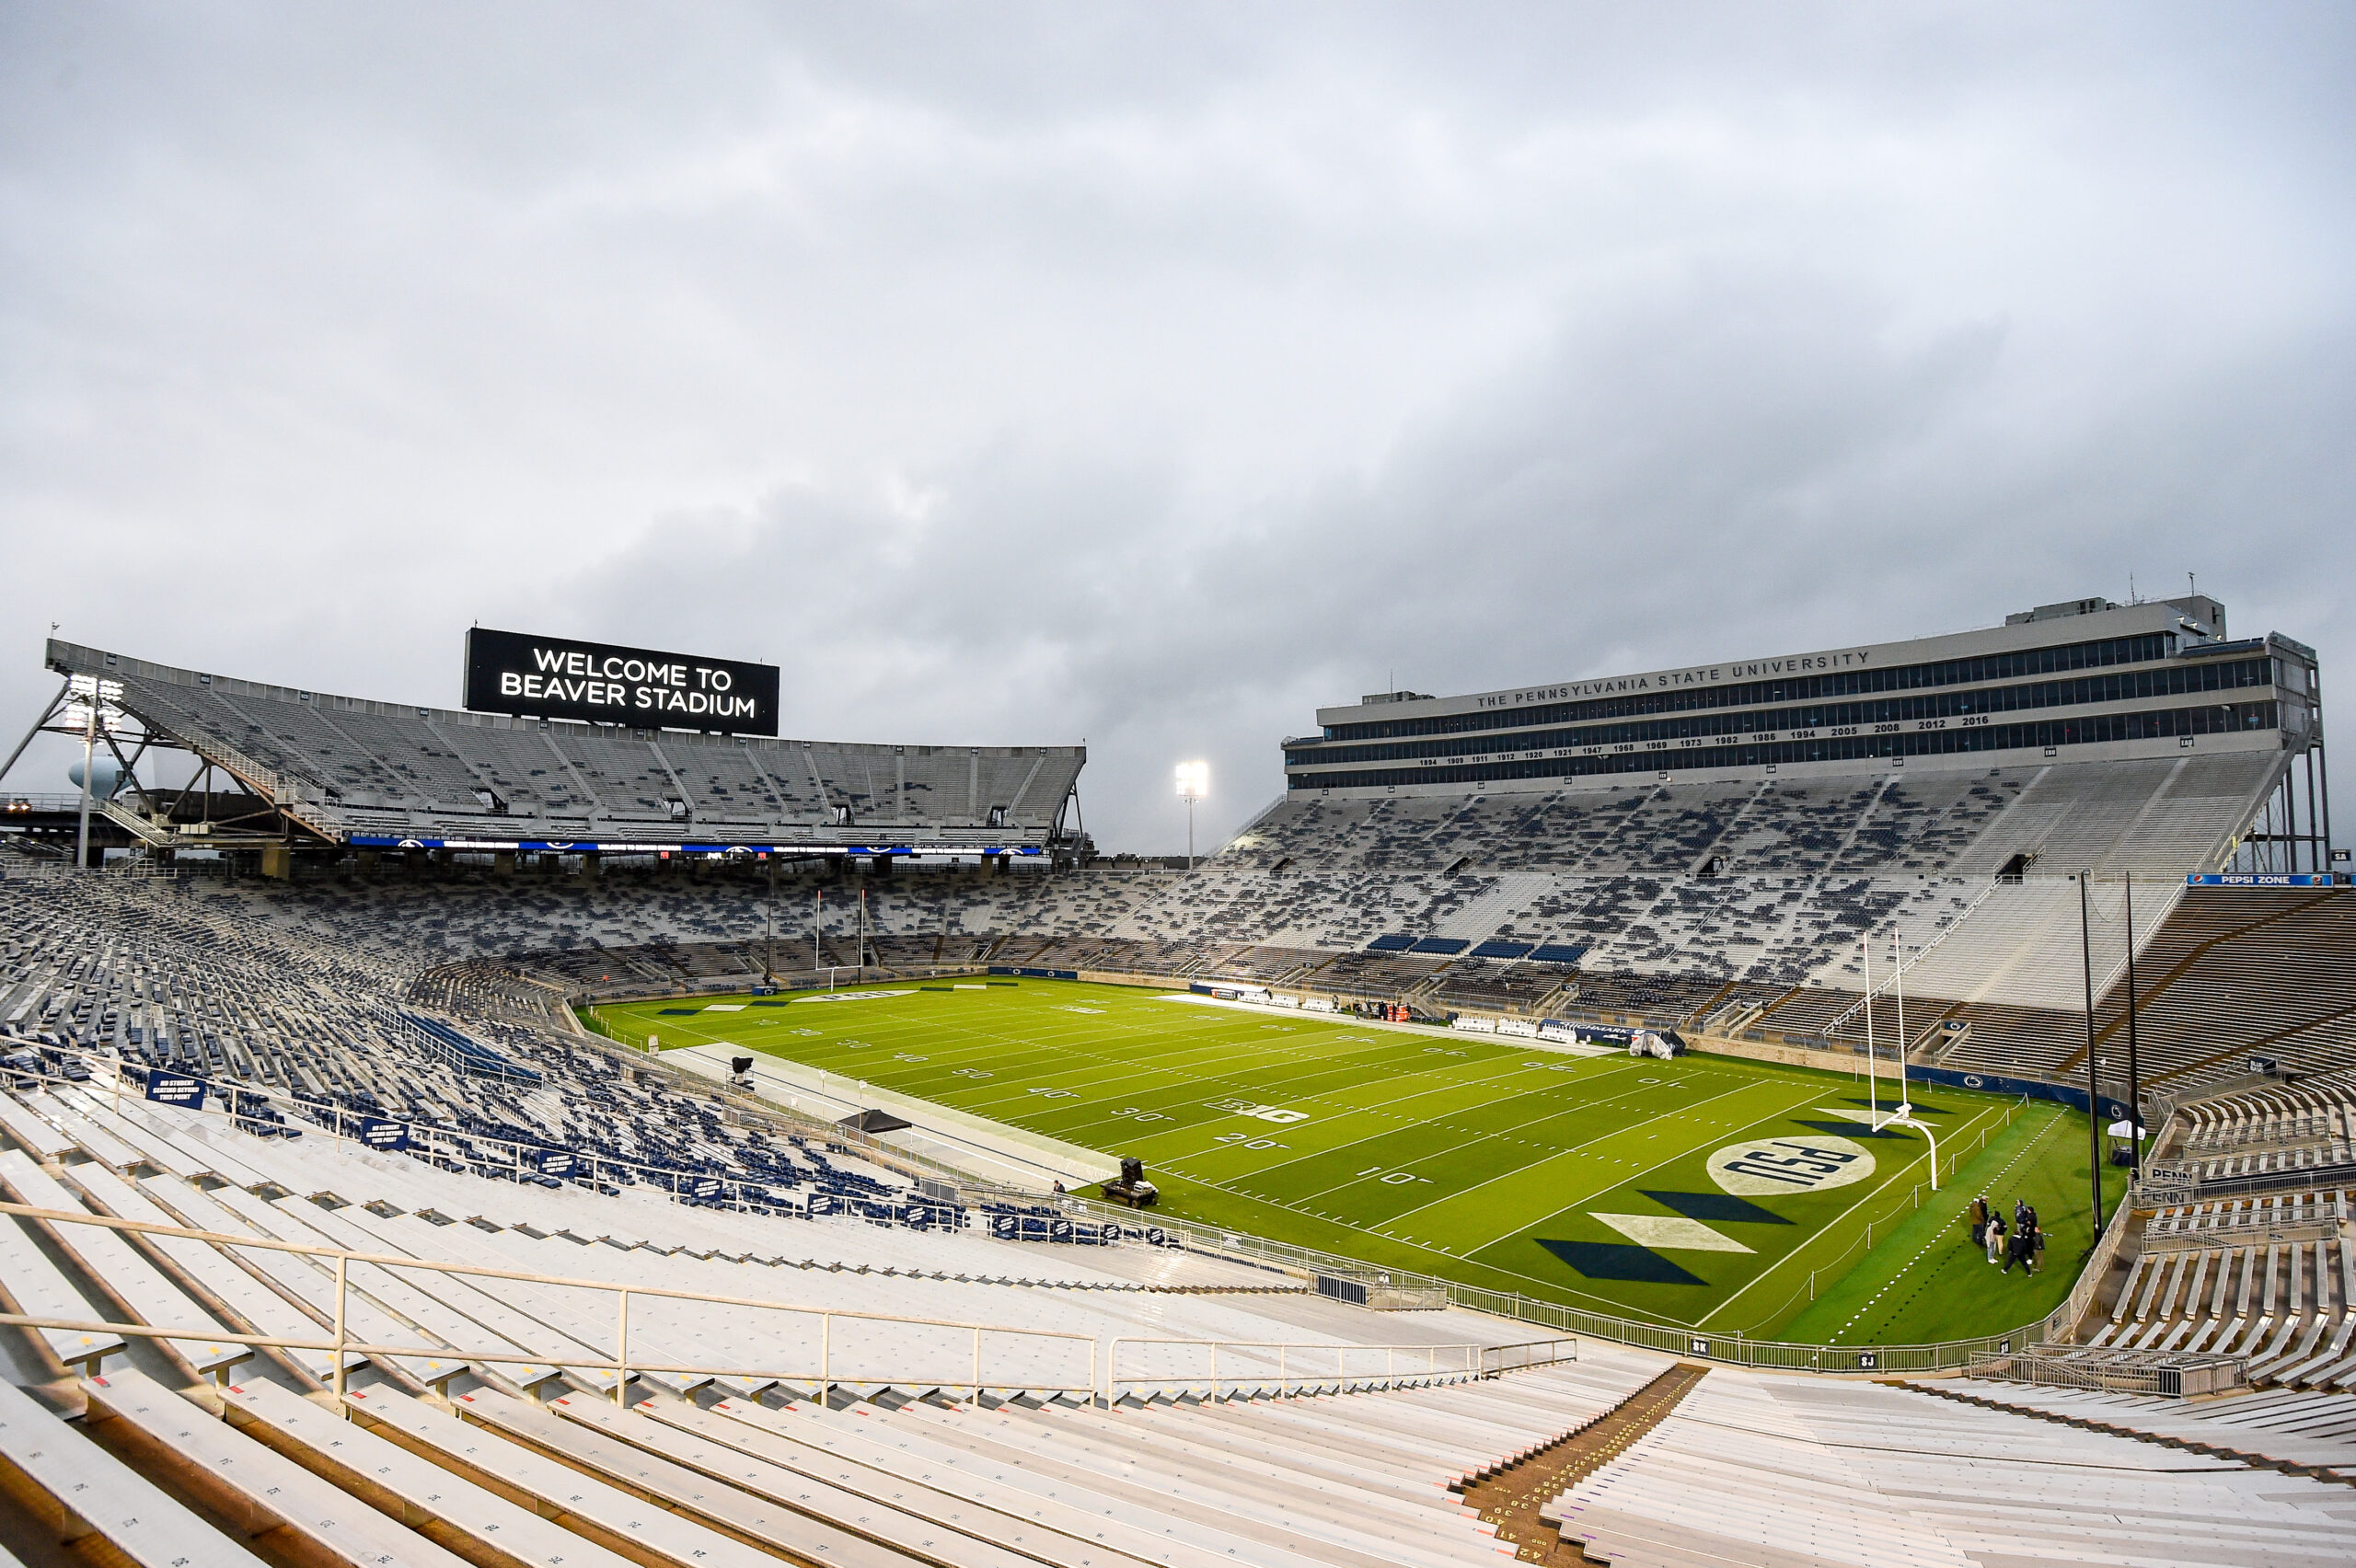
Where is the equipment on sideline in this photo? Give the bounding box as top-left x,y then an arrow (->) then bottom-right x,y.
1101,1156 -> 1159,1208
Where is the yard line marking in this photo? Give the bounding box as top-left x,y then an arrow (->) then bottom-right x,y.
1153,1071 -> 1632,1173
1185,1057 -> 1648,1184
1273,1063 -> 1680,1205
1378,1075 -> 1805,1232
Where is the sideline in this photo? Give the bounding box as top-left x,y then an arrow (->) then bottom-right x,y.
664,1042 -> 1120,1192
1154,991 -> 1623,1055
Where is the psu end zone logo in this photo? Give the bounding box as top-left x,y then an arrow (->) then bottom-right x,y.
1708,1135 -> 1876,1196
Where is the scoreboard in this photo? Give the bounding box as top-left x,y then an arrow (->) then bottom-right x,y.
463,628 -> 780,735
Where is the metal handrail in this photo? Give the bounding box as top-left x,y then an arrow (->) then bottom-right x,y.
1482,1336 -> 1580,1373
0,1200 -> 1094,1407
1108,1336 -> 1482,1397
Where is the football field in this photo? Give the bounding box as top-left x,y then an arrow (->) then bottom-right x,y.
592,978 -> 2094,1341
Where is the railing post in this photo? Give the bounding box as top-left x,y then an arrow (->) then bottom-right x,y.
972,1325 -> 981,1406
332,1253 -> 349,1417
1277,1343 -> 1286,1390
615,1289 -> 629,1406
1209,1340 -> 1217,1401
820,1311 -> 830,1405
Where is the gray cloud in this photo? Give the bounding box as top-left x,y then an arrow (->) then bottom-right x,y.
3,3 -> 2350,849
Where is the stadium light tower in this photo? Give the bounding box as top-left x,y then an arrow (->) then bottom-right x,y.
66,674 -> 123,872
1174,761 -> 1207,870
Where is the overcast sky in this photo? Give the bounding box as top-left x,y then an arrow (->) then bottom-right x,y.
3,3 -> 2349,851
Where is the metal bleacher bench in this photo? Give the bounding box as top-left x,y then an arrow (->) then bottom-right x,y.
0,1200 -> 124,1378
82,1366 -> 472,1568
221,1377 -> 643,1568
68,1159 -> 360,1384
0,1373 -> 265,1568
343,1382 -> 878,1568
0,1150 -> 247,1377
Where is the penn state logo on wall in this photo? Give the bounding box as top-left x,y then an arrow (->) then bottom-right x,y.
1707,1135 -> 1876,1196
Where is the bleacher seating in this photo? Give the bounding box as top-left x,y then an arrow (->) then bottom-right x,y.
6,798 -> 2356,1562
1548,1368 -> 2355,1566
47,640 -> 1085,853
2081,1189 -> 2352,1378
3,1067 -> 2351,1565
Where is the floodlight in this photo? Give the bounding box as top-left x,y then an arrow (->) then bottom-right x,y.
1174,761 -> 1208,870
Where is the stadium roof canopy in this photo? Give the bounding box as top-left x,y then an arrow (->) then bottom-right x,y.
30,639 -> 1083,857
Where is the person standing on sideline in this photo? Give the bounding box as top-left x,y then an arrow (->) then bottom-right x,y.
1969,1196 -> 1989,1251
1986,1214 -> 2005,1265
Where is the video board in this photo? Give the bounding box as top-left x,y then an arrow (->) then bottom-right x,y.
462,628 -> 780,735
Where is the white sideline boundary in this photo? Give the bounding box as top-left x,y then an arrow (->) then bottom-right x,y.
1155,992 -> 1619,1054
664,1043 -> 1120,1193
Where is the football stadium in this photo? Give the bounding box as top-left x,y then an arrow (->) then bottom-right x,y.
0,595 -> 2350,1567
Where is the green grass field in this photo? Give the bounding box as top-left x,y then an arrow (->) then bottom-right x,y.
592,978 -> 2099,1342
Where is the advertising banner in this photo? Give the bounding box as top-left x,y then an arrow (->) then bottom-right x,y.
463,627 -> 780,736
2188,873 -> 2339,887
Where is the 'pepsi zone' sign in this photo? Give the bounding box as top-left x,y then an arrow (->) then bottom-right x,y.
2189,873 -> 2339,887
464,627 -> 780,736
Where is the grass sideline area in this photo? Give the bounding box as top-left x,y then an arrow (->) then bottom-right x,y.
589,977 -> 2094,1340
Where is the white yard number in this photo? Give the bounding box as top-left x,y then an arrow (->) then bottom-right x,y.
1357,1166 -> 1432,1185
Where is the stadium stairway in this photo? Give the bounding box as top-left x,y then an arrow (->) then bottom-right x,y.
1454,1361 -> 1709,1563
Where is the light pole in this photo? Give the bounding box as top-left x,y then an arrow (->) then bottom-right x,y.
2123,870 -> 2141,1177
1174,761 -> 1207,870
763,854 -> 776,984
2079,871 -> 2104,1238
67,674 -> 123,872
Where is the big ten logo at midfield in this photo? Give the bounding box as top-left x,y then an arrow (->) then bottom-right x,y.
1707,1135 -> 1876,1196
